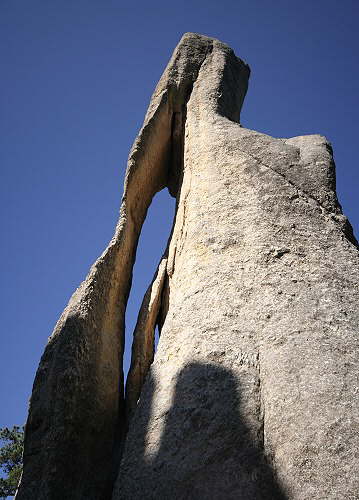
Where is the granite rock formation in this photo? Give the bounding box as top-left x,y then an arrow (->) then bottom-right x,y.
16,33 -> 359,500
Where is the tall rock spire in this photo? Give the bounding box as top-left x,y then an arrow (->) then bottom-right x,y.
16,33 -> 359,500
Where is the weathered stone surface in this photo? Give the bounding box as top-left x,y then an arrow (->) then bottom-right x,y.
17,32 -> 359,500
114,35 -> 359,499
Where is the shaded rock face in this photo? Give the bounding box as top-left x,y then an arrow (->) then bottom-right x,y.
16,33 -> 359,500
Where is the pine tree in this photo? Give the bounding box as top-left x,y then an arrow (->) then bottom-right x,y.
0,426 -> 24,498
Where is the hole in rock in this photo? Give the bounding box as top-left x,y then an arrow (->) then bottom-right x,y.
154,325 -> 160,351
124,189 -> 175,380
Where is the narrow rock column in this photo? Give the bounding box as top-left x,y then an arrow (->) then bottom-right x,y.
15,99 -> 171,498
125,257 -> 168,422
16,32 -> 217,500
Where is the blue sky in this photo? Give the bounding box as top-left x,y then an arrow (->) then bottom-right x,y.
1,0 -> 358,432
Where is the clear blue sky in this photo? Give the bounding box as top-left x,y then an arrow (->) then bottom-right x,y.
1,0 -> 358,432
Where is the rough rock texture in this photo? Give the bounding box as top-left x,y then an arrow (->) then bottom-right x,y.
17,33 -> 359,500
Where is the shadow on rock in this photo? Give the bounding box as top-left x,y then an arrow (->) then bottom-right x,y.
114,362 -> 287,500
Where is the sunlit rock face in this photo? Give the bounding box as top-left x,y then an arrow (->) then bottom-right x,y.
17,33 -> 359,500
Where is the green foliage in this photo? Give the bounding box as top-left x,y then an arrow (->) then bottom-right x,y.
0,426 -> 24,498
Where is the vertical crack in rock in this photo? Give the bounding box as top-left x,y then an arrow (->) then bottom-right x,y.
257,351 -> 265,453
167,109 -> 185,197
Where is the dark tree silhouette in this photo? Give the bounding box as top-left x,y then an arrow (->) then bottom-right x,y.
0,426 -> 24,498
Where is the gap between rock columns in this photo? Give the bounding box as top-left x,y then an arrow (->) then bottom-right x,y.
16,33 -> 222,500
124,34 -> 251,430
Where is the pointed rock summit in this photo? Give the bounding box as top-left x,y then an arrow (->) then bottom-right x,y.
17,33 -> 359,500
